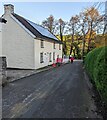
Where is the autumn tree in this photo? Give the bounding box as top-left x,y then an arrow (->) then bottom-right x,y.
68,15 -> 80,56
54,18 -> 67,54
42,15 -> 55,33
84,7 -> 103,52
79,12 -> 88,58
41,6 -> 104,58
42,16 -> 67,54
58,18 -> 67,54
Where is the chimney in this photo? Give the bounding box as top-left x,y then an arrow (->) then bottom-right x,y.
4,4 -> 14,14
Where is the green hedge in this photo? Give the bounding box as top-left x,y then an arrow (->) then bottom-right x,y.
84,46 -> 107,103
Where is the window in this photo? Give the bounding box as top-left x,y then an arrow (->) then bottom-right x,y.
53,52 -> 55,60
49,53 -> 52,62
53,42 -> 56,49
41,40 -> 44,48
59,44 -> 61,50
57,55 -> 59,58
40,52 -> 44,63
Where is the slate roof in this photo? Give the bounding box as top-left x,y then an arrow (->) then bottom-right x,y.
12,13 -> 62,44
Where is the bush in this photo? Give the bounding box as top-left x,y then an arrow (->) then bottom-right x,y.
84,46 -> 107,104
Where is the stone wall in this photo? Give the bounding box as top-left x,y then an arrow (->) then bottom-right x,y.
0,57 -> 7,85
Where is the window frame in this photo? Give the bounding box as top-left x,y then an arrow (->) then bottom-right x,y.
53,52 -> 55,61
40,52 -> 44,63
49,52 -> 52,62
59,44 -> 61,50
53,42 -> 56,49
41,40 -> 44,48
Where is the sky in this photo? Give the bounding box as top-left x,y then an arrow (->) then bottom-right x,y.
0,2 -> 105,24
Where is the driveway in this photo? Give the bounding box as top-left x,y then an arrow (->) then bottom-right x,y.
2,60 -> 102,118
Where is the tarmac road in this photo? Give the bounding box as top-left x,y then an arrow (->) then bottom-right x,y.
2,60 -> 102,118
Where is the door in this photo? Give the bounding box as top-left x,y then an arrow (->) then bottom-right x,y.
44,52 -> 49,66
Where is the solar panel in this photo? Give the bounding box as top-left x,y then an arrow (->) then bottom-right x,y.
26,19 -> 58,41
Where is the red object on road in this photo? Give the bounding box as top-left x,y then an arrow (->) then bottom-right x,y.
52,58 -> 63,67
52,63 -> 56,67
56,58 -> 63,63
70,57 -> 74,61
69,57 -> 74,63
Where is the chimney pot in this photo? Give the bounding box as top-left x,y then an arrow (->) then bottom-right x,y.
4,4 -> 14,14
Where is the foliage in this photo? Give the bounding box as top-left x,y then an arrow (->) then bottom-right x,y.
41,6 -> 105,58
95,34 -> 107,47
56,34 -> 82,58
84,46 -> 107,104
42,15 -> 55,33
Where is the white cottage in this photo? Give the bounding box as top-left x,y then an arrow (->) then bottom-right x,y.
0,4 -> 62,69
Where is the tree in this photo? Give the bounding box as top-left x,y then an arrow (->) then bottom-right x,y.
58,18 -> 67,54
84,7 -> 103,52
42,15 -> 55,33
69,15 -> 80,56
42,16 -> 67,55
78,7 -> 104,58
54,18 -> 67,54
79,12 -> 88,58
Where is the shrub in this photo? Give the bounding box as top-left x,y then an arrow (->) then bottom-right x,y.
84,46 -> 107,103
85,47 -> 103,79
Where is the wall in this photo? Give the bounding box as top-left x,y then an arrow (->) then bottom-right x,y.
34,39 -> 62,69
0,23 -> 2,56
2,7 -> 62,70
2,13 -> 35,69
0,57 -> 7,85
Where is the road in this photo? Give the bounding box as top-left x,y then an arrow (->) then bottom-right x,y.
2,60 -> 102,118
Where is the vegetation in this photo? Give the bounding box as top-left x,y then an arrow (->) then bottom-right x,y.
84,46 -> 107,104
41,4 -> 106,104
41,3 -> 107,116
41,6 -> 105,58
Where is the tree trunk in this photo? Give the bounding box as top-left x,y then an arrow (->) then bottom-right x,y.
69,25 -> 74,55
59,24 -> 67,55
81,23 -> 86,59
69,44 -> 73,55
60,25 -> 63,42
82,37 -> 85,59
87,21 -> 93,53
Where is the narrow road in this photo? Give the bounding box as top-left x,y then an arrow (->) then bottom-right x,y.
2,60 -> 102,118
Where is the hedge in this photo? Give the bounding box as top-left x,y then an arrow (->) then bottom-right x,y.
84,46 -> 107,104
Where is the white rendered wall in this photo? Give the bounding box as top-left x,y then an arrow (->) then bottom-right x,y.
34,39 -> 62,69
2,14 -> 35,69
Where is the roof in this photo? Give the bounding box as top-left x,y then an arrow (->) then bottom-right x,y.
12,13 -> 62,44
